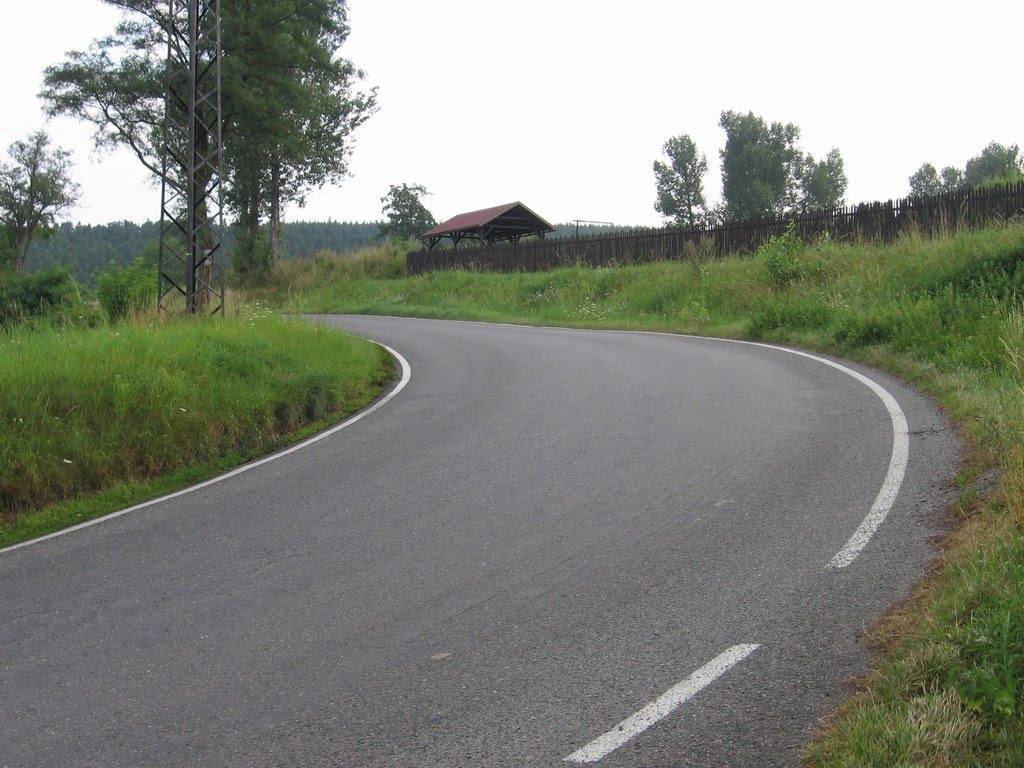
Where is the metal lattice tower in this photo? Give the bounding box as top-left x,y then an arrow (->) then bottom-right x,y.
158,0 -> 225,315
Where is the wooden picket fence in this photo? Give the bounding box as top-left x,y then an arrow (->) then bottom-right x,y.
407,181 -> 1024,275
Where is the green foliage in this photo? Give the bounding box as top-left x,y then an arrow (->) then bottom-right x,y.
230,227 -> 273,284
831,311 -> 894,347
953,597 -> 1024,722
908,162 -> 966,196
0,267 -> 76,326
281,220 -> 379,256
800,149 -> 848,210
0,223 -> 14,269
221,0 -> 378,264
966,142 -> 1024,188
719,110 -> 802,221
0,315 -> 392,528
42,0 -> 377,262
910,141 -> 1024,196
653,134 -> 708,226
96,257 -> 156,320
0,131 -> 80,271
379,183 -> 437,241
26,220 -> 382,284
757,225 -> 810,287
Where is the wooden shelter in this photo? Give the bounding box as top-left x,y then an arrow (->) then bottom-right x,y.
420,202 -> 555,250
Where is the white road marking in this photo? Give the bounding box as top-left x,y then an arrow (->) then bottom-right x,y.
564,644 -> 761,764
421,317 -> 911,569
623,333 -> 910,569
725,343 -> 909,569
0,343 -> 412,555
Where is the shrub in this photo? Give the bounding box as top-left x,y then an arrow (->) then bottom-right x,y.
758,225 -> 809,287
0,267 -> 75,326
231,229 -> 273,285
96,258 -> 157,320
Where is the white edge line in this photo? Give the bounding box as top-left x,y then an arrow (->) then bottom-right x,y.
0,342 -> 411,555
564,644 -> 761,764
370,316 -> 909,569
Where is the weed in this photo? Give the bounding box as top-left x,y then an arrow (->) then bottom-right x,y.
758,225 -> 810,287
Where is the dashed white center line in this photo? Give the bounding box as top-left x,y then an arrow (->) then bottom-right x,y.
564,643 -> 761,764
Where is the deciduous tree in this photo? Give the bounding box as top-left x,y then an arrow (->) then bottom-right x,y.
965,142 -> 1024,187
910,142 -> 1023,197
379,184 -> 436,242
799,148 -> 848,210
223,0 -> 377,266
41,0 -> 376,272
719,110 -> 802,221
653,134 -> 707,227
0,225 -> 15,270
0,131 -> 80,272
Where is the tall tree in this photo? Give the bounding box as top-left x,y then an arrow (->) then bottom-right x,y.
41,0 -> 376,269
0,224 -> 15,270
964,141 -> 1024,187
40,4 -> 168,179
908,162 -> 965,196
379,184 -> 436,242
799,148 -> 848,210
223,0 -> 377,266
719,110 -> 802,221
0,131 -> 80,272
653,134 -> 707,227
940,165 -> 966,192
908,163 -> 941,197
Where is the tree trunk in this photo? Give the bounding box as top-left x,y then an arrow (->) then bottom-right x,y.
269,162 -> 282,267
13,232 -> 31,272
248,184 -> 261,245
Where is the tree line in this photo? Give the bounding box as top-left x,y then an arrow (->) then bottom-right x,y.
908,142 -> 1024,197
24,220 -> 380,285
652,110 -> 848,227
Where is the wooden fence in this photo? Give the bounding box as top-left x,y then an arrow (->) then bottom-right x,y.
407,181 -> 1024,275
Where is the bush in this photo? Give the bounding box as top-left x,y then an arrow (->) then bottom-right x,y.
758,226 -> 809,287
0,267 -> 76,326
96,258 -> 157,320
231,229 -> 273,285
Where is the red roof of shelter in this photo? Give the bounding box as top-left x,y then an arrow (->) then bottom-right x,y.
421,202 -> 522,238
420,201 -> 555,247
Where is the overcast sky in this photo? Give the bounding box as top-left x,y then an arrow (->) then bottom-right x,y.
1,0 -> 1021,228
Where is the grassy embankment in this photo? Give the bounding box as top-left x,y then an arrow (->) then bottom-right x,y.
0,308 -> 394,548
261,226 -> 1024,765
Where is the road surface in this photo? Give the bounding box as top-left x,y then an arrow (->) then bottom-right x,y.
0,316 -> 958,767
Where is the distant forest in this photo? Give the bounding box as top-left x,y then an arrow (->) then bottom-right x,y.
28,221 -> 381,284
28,220 -> 629,284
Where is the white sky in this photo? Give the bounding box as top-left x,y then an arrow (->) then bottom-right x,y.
1,0 -> 1021,228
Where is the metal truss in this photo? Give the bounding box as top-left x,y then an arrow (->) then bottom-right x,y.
158,0 -> 225,315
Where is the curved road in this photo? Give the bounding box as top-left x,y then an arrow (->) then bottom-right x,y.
0,316 -> 957,767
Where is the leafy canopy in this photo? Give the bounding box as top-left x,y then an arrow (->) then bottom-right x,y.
379,184 -> 436,242
653,134 -> 708,227
0,131 -> 80,272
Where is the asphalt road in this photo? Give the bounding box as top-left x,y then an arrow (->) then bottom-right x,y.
0,316 -> 958,767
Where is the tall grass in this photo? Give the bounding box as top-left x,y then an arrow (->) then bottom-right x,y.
270,221 -> 1024,764
0,309 -> 392,542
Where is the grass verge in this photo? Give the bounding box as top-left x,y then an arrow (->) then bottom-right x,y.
0,309 -> 394,549
268,224 -> 1024,765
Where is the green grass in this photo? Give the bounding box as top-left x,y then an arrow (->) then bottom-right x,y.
269,223 -> 1024,766
0,307 -> 394,548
